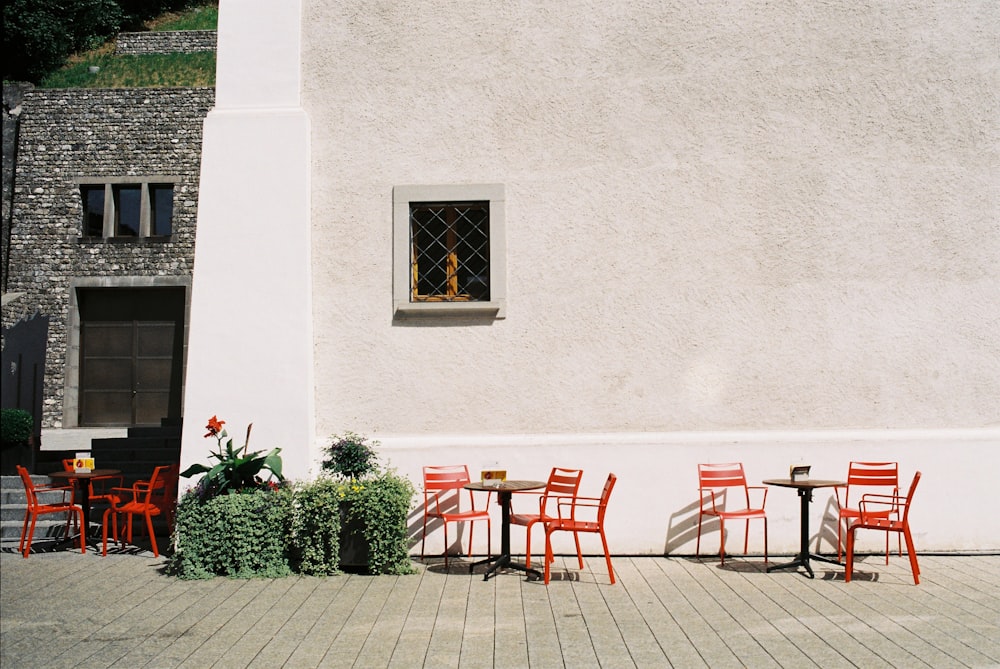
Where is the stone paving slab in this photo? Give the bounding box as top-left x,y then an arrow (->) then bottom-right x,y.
1,541 -> 998,668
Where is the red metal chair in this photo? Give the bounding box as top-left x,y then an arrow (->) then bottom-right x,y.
102,464 -> 174,557
835,461 -> 900,563
543,473 -> 617,585
696,463 -> 768,564
421,465 -> 492,567
846,471 -> 921,584
16,465 -> 85,558
511,467 -> 583,569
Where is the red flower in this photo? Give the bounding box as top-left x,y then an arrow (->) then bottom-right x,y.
204,415 -> 226,438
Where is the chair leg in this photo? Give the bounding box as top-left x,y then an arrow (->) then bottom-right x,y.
763,517 -> 768,564
573,531 -> 583,569
743,519 -> 750,555
22,514 -> 38,558
524,519 -> 536,569
19,512 -> 30,555
443,522 -> 450,568
837,517 -> 844,562
695,513 -> 703,556
903,528 -> 920,585
543,528 -> 554,585
718,517 -> 726,565
420,515 -> 428,560
145,513 -> 159,558
845,526 -> 856,582
600,530 -> 615,585
75,509 -> 86,554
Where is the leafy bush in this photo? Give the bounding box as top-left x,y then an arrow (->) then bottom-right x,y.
322,432 -> 379,480
168,487 -> 293,579
342,471 -> 416,574
289,478 -> 342,576
0,409 -> 34,447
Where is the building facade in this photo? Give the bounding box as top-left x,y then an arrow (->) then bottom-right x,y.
3,86 -> 213,448
181,1 -> 999,555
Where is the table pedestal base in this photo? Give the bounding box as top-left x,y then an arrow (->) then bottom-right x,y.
767,552 -> 841,579
472,553 -> 542,581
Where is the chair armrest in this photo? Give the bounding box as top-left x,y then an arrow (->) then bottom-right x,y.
556,496 -> 599,520
747,485 -> 768,508
698,487 -> 722,513
858,493 -> 903,522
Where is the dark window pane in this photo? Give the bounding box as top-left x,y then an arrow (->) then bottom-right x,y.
410,202 -> 489,301
150,184 -> 173,236
81,186 -> 105,237
113,185 -> 141,236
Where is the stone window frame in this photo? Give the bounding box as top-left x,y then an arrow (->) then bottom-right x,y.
75,176 -> 179,240
393,184 -> 507,319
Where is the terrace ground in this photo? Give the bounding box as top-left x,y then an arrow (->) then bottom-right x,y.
1,540 -> 998,668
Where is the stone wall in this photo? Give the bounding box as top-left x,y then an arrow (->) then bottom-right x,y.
3,88 -> 214,427
115,30 -> 217,55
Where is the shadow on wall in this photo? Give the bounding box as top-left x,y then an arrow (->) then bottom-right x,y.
666,493 -> 847,557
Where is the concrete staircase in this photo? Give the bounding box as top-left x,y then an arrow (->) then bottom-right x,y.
0,473 -> 79,540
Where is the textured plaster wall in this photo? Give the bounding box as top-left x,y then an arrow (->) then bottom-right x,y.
303,1 -> 999,437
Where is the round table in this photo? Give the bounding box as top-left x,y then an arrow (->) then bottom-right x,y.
763,478 -> 846,578
48,469 -> 122,545
464,480 -> 546,580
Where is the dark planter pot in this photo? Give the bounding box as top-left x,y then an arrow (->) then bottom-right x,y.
339,503 -> 370,570
0,441 -> 35,475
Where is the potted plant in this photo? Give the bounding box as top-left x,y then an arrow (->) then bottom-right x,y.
319,432 -> 416,574
168,416 -> 291,579
1,408 -> 36,475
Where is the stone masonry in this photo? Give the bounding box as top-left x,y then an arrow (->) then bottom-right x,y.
115,30 -> 217,55
3,88 -> 214,427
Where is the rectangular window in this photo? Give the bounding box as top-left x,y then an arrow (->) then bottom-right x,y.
78,181 -> 175,239
82,186 -> 106,237
410,202 -> 490,302
113,185 -> 141,236
393,184 -> 506,318
149,184 -> 174,237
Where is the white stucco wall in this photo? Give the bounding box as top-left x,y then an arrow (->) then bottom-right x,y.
303,1 -> 998,436
180,0 -> 314,479
184,0 -> 999,554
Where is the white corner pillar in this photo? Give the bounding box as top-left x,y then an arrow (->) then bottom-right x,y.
180,0 -> 314,482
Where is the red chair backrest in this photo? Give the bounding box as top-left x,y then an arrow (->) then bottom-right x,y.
595,473 -> 617,526
899,471 -> 921,525
16,465 -> 41,508
423,465 -> 472,492
698,463 -> 750,506
844,461 -> 898,506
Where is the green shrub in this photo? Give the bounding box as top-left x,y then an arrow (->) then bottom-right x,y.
289,478 -> 342,576
322,432 -> 379,480
168,488 -> 293,579
1,409 -> 34,446
344,471 -> 416,575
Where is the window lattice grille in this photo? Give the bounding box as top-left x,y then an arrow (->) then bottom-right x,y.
410,202 -> 490,302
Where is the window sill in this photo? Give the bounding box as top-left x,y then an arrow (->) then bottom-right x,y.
393,300 -> 505,320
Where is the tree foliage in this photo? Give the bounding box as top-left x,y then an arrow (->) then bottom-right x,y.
2,0 -> 203,83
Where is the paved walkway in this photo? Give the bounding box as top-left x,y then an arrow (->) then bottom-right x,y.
1,540 -> 998,668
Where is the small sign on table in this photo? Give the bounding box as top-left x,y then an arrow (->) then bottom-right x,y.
790,465 -> 811,482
